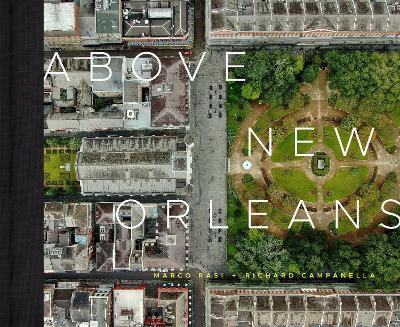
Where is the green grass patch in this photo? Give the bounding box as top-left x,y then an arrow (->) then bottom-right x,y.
271,130 -> 317,162
268,206 -> 302,232
227,178 -> 248,239
323,167 -> 369,202
227,102 -> 252,152
252,112 -> 272,134
335,200 -> 381,235
271,168 -> 317,202
323,126 -> 369,161
336,218 -> 358,235
390,109 -> 400,128
44,149 -> 77,188
267,106 -> 289,121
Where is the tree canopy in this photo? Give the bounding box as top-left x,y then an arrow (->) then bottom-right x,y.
228,230 -> 291,283
229,228 -> 400,291
325,50 -> 400,113
232,50 -> 310,107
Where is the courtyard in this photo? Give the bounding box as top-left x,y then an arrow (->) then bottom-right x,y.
44,147 -> 77,189
44,138 -> 81,194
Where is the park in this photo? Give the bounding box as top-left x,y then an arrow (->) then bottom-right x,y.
226,50 -> 400,291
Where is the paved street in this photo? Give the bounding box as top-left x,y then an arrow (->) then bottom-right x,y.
188,51 -> 228,274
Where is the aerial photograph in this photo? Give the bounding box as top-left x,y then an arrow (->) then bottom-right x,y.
43,0 -> 400,326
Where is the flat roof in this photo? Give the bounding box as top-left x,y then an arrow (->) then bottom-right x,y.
209,0 -> 400,40
95,0 -> 121,35
92,57 -> 123,93
76,136 -> 189,195
206,285 -> 400,327
44,2 -> 76,33
114,288 -> 144,327
123,0 -> 188,38
44,203 -> 92,272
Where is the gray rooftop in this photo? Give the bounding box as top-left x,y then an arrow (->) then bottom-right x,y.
123,0 -> 188,38
92,57 -> 124,94
76,136 -> 190,195
207,286 -> 400,327
96,0 -> 122,35
208,0 -> 400,42
93,202 -> 188,271
43,203 -> 92,273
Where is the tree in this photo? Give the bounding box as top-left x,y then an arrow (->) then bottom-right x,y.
65,185 -> 76,195
357,232 -> 400,291
325,51 -> 400,114
301,64 -> 320,84
284,230 -> 329,274
340,114 -> 361,131
241,83 -> 260,100
228,230 -> 291,283
329,240 -> 361,272
242,174 -> 254,184
45,188 -> 58,197
93,96 -> 114,110
45,137 -> 60,147
233,50 -> 305,107
68,137 -> 81,151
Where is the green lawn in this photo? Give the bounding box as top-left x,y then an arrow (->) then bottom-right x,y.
44,149 -> 77,188
227,102 -> 252,152
267,106 -> 290,121
271,130 -> 317,162
268,206 -> 302,232
323,126 -> 369,161
271,168 -> 317,202
390,109 -> 400,128
336,200 -> 381,235
336,218 -> 358,235
323,167 -> 369,202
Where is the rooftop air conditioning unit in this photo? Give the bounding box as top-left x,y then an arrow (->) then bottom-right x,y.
166,235 -> 176,245
126,110 -> 137,119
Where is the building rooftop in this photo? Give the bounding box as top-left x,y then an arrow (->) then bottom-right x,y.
44,282 -> 113,327
44,56 -> 189,131
94,202 -> 188,271
208,0 -> 400,43
44,284 -> 55,325
95,0 -> 122,36
114,287 -> 145,327
44,1 -> 77,35
90,287 -> 113,327
150,57 -> 188,127
44,281 -> 190,327
92,57 -> 124,94
207,285 -> 400,327
122,0 -> 188,38
76,136 -> 190,195
43,202 -> 92,273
